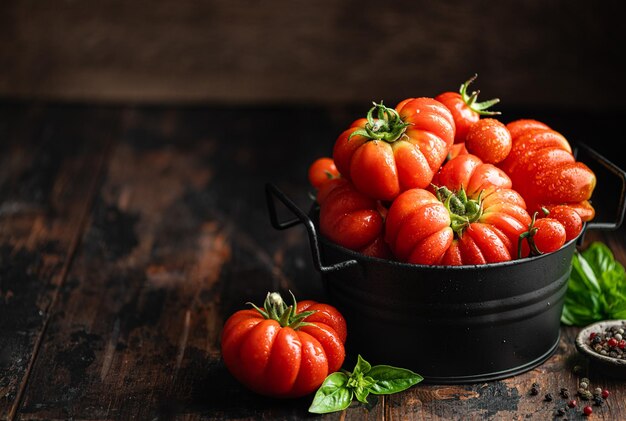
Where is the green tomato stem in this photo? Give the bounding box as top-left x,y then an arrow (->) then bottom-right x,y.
248,291 -> 317,330
459,74 -> 501,116
349,102 -> 412,143
435,185 -> 483,237
518,211 -> 542,259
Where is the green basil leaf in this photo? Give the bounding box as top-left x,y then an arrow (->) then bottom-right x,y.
367,365 -> 423,395
353,354 -> 371,376
574,253 -> 602,294
562,241 -> 626,326
354,383 -> 371,404
308,372 -> 353,414
582,242 -> 618,274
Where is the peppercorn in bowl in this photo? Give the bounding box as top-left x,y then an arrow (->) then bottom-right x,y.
575,320 -> 626,379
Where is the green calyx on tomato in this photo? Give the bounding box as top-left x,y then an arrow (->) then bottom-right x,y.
460,74 -> 501,116
435,185 -> 483,236
248,291 -> 316,330
348,102 -> 412,143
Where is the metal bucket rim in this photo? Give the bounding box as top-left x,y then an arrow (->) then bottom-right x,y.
316,211 -> 583,272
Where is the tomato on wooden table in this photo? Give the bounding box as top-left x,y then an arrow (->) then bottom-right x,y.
332,99 -> 455,201
221,292 -> 347,398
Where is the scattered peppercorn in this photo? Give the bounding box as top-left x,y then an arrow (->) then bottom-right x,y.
583,405 -> 593,416
593,396 -> 603,406
544,393 -> 553,402
530,382 -> 540,396
556,408 -> 566,416
561,388 -> 570,399
580,390 -> 594,401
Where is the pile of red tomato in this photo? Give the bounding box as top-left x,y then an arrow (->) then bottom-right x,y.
308,75 -> 596,265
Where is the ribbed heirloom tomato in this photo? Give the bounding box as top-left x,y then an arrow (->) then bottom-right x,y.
385,154 -> 532,265
499,119 -> 596,221
221,292 -> 347,398
332,99 -> 455,201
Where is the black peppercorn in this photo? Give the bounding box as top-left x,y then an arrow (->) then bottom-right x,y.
530,382 -> 540,396
545,393 -> 553,402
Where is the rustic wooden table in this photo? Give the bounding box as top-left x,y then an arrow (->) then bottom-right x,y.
1,102 -> 625,420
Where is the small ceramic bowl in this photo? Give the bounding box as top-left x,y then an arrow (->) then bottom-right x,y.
575,320 -> 626,379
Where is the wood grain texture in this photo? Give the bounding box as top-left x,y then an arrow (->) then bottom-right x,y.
14,106 -> 337,420
1,103 -> 625,420
0,104 -> 116,419
1,1 -> 625,109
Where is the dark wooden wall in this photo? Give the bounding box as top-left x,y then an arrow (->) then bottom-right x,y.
1,1 -> 625,109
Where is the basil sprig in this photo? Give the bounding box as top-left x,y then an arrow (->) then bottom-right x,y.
308,355 -> 423,414
561,241 -> 626,326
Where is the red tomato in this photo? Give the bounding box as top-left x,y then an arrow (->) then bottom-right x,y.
506,119 -> 549,140
317,178 -> 390,259
465,118 -> 512,164
499,119 -> 596,221
386,154 -> 531,265
221,292 -> 347,398
448,143 -> 469,160
520,217 -> 566,257
432,154 -> 512,198
308,157 -> 340,189
546,201 -> 595,224
435,74 -> 501,144
544,205 -> 583,242
332,99 -> 454,201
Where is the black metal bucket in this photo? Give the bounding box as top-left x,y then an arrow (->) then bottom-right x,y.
265,143 -> 626,384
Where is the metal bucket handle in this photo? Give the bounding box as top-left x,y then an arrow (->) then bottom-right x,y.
265,183 -> 358,273
576,142 -> 626,231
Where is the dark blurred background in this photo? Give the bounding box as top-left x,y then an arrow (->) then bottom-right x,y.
1,0 -> 625,169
